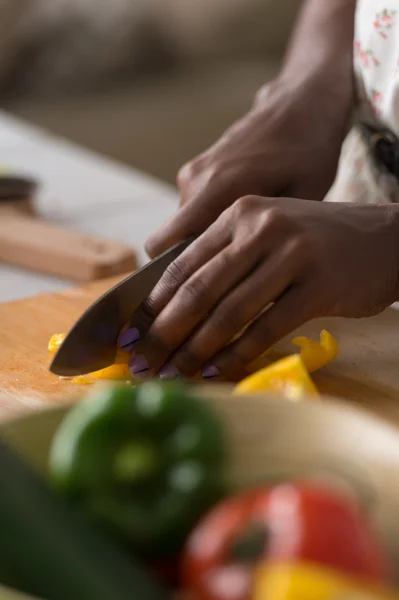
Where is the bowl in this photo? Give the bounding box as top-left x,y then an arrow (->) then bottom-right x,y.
2,388 -> 399,597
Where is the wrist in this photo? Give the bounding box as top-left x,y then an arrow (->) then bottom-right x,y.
279,55 -> 354,114
254,68 -> 353,136
276,0 -> 356,113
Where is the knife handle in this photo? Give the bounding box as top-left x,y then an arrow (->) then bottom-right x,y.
0,212 -> 137,282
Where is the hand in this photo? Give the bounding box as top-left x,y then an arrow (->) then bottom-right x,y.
130,196 -> 399,381
146,76 -> 351,259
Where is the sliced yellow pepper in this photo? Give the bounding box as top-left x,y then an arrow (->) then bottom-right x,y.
48,333 -> 132,385
253,563 -> 397,600
115,349 -> 131,364
292,329 -> 338,373
72,363 -> 132,385
234,354 -> 318,399
48,333 -> 66,354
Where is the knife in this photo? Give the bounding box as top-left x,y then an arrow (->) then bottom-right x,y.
50,237 -> 195,376
0,175 -> 37,202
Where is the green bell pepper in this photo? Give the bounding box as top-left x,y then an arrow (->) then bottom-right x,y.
49,381 -> 227,557
0,440 -> 167,600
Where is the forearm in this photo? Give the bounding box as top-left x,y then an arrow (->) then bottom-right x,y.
282,0 -> 356,95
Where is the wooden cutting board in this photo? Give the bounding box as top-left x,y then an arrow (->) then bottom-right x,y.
2,275 -> 399,427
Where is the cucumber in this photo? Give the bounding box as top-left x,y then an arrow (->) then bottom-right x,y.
0,440 -> 169,600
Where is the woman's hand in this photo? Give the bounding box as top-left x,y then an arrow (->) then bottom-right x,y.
146,0 -> 356,260
130,197 -> 399,381
146,72 -> 352,260
145,78 -> 351,259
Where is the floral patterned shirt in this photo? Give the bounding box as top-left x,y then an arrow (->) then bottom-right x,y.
355,2 -> 399,134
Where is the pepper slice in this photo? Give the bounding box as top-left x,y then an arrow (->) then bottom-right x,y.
234,355 -> 318,399
48,333 -> 65,354
292,330 -> 338,373
48,333 -> 132,385
253,563 -> 396,600
181,483 -> 387,600
49,381 -> 227,557
71,363 -> 132,385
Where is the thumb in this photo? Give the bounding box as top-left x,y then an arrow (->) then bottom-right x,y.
145,187 -> 231,259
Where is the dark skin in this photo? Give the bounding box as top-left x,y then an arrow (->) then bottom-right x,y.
128,0 -> 399,381
145,0 -> 356,257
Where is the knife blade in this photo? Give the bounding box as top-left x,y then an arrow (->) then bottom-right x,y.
50,237 -> 194,376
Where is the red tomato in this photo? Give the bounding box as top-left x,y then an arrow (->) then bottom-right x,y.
181,483 -> 387,600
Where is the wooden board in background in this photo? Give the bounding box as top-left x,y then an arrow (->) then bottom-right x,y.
2,275 -> 399,426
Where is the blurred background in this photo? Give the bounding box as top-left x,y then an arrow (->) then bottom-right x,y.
0,0 -> 301,184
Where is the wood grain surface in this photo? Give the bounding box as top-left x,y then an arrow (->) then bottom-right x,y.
1,274 -> 399,426
0,277 -> 125,417
0,213 -> 137,282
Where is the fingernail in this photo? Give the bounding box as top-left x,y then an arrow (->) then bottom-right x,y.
129,354 -> 149,377
158,364 -> 179,380
119,327 -> 140,351
201,364 -> 220,380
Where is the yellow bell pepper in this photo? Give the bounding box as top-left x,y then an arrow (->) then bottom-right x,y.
48,333 -> 133,385
48,333 -> 66,354
234,354 -> 318,399
71,363 -> 133,385
292,329 -> 338,373
253,563 -> 397,600
115,349 -> 131,364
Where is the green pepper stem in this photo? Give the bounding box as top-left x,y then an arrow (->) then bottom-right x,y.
113,442 -> 159,483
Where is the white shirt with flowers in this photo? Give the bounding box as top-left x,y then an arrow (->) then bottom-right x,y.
355,2 -> 399,133
327,2 -> 399,204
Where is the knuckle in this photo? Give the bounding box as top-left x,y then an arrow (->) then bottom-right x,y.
173,346 -> 202,376
180,275 -> 212,311
256,206 -> 297,238
148,258 -> 191,314
136,297 -> 159,327
177,161 -> 195,187
262,206 -> 286,228
254,84 -> 269,105
178,152 -> 211,188
233,195 -> 259,219
179,159 -> 229,198
162,258 -> 189,291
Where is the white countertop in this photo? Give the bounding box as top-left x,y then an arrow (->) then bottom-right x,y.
0,112 -> 178,303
